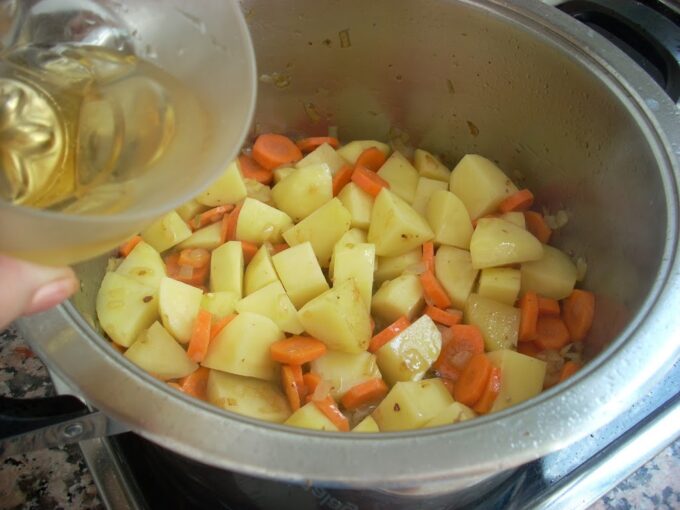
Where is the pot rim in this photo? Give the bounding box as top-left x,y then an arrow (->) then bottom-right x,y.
18,0 -> 680,486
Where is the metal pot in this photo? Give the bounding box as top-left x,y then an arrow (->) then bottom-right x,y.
9,0 -> 680,506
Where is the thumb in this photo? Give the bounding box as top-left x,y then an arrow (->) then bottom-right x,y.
0,254 -> 79,331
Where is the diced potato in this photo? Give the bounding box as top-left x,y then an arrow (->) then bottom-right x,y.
352,415 -> 380,433
337,140 -> 390,165
372,379 -> 454,431
332,243 -> 375,311
337,182 -> 374,230
502,211 -> 526,229
201,291 -> 238,319
202,312 -> 284,381
464,293 -> 520,351
235,281 -> 304,334
377,151 -> 419,204
272,242 -> 329,308
487,350 -> 547,412
284,401 -> 339,431
196,160 -> 247,206
520,245 -> 577,300
449,154 -> 518,219
371,274 -> 424,324
271,164 -> 333,222
96,272 -> 158,348
435,246 -> 479,309
244,245 -> 278,296
423,402 -> 476,428
296,142 -> 348,175
176,222 -> 223,251
413,149 -> 451,182
367,189 -> 434,257
115,241 -> 165,290
470,218 -> 543,269
477,267 -> 521,305
175,199 -> 208,222
426,190 -> 474,249
328,228 -> 367,278
374,249 -> 421,284
244,178 -> 273,205
411,177 -> 448,216
124,322 -> 197,380
236,198 -> 293,245
273,166 -> 296,183
298,279 -> 372,353
140,211 -> 192,252
310,350 -> 381,399
158,277 -> 203,344
376,315 -> 441,385
207,370 -> 291,423
210,241 -> 244,298
282,198 -> 351,267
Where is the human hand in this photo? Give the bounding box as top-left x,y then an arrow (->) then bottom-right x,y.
0,254 -> 79,331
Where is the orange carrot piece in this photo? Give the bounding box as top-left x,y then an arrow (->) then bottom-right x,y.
340,378 -> 389,410
282,365 -> 303,412
332,164 -> 354,196
454,353 -> 492,406
119,235 -> 142,257
271,243 -> 289,254
270,336 -> 328,365
178,248 -> 211,268
191,205 -> 233,230
559,360 -> 581,382
433,324 -> 485,381
238,154 -> 273,184
313,396 -> 350,432
517,341 -> 542,358
177,366 -> 210,400
473,366 -> 501,414
424,306 -> 463,327
518,291 -> 539,342
422,241 -> 435,272
242,241 -> 259,264
368,316 -> 411,353
296,136 -> 340,153
186,309 -> 212,363
172,263 -> 209,287
524,211 -> 552,244
221,203 -> 242,242
210,314 -> 236,339
534,316 -> 571,351
351,165 -> 390,197
498,189 -> 534,213
167,382 -> 182,391
355,147 -> 387,172
562,289 -> 595,342
420,270 -> 452,309
252,133 -> 303,170
537,296 -> 561,316
303,372 -> 321,395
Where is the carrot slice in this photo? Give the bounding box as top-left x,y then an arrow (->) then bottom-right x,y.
454,353 -> 492,407
177,366 -> 210,400
252,133 -> 303,170
534,316 -> 571,351
187,309 -> 212,363
313,396 -> 350,432
537,296 -> 561,316
559,360 -> 581,382
303,372 -> 321,395
524,211 -> 552,244
351,165 -> 390,197
420,270 -> 452,309
473,366 -> 501,414
242,241 -> 259,264
355,147 -> 387,172
172,263 -> 210,287
517,341 -> 541,358
271,243 -> 289,254
518,291 -> 539,342
221,203 -> 242,242
424,306 -> 463,327
119,235 -> 142,257
270,336 -> 327,365
422,241 -> 435,272
562,289 -> 595,342
210,314 -> 236,339
178,248 -> 211,268
368,316 -> 411,353
498,189 -> 534,213
296,136 -> 340,153
433,324 -> 485,381
340,378 -> 389,410
332,164 -> 354,196
191,205 -> 233,230
282,365 -> 303,411
238,154 -> 273,184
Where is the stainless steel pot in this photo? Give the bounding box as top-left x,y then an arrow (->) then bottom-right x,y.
10,0 -> 680,504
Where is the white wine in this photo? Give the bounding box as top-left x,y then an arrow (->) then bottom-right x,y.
0,43 -> 207,212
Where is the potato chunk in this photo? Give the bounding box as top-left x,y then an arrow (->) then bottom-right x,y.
337,182 -> 374,230
336,140 -> 390,165
296,142 -> 348,175
196,160 -> 247,206
175,199 -> 208,222
210,241 -> 244,298
376,315 -> 441,385
423,402 -> 476,428
487,350 -> 547,412
176,222 -> 223,251
331,242 -> 375,311
158,277 -> 203,344
244,245 -> 278,296
520,245 -> 577,300
310,350 -> 381,399
377,151 -> 419,204
125,322 -> 197,380
470,218 -> 543,269
374,249 -> 421,284
371,274 -> 424,324
435,246 -> 478,309
464,293 -> 520,351
284,402 -> 338,431
272,242 -> 329,308
140,211 -> 192,252
235,281 -> 304,334
329,228 -> 368,279
477,267 -> 521,305
271,163 -> 333,222
426,190 -> 473,249
413,149 -> 451,182
201,291 -> 238,319
352,415 -> 380,433
411,177 -> 448,216
372,379 -> 453,431
236,198 -> 293,245
115,241 -> 165,290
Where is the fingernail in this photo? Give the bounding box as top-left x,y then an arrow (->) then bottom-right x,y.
25,277 -> 80,315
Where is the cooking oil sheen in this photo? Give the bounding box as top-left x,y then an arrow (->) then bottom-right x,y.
0,43 -> 205,212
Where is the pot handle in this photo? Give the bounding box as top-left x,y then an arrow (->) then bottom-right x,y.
558,0 -> 680,102
0,394 -> 109,457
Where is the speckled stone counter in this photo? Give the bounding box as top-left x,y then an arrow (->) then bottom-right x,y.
1,325 -> 678,510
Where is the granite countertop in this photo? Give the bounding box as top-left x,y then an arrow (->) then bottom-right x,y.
0,325 -> 678,510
